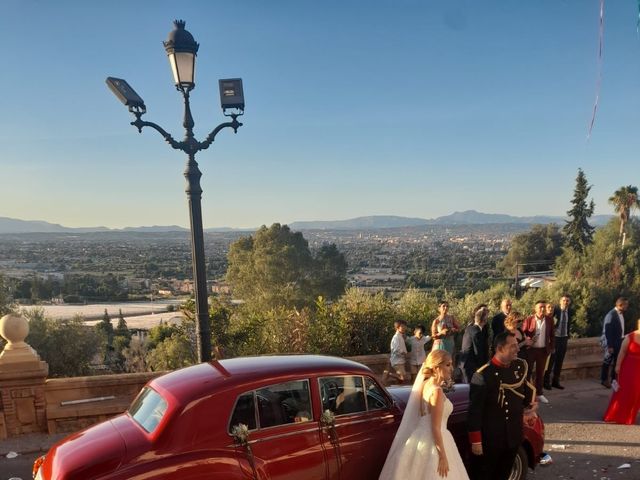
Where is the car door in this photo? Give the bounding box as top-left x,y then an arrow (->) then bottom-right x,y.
228,379 -> 328,480
318,375 -> 399,480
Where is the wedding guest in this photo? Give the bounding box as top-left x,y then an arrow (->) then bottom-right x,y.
491,298 -> 512,339
408,325 -> 431,381
604,319 -> 640,424
522,300 -> 555,404
503,311 -> 531,357
459,307 -> 490,383
384,320 -> 408,385
474,304 -> 491,353
431,301 -> 460,356
544,295 -> 572,390
601,297 -> 629,388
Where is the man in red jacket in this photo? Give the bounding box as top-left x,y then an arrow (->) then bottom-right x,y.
522,300 -> 555,404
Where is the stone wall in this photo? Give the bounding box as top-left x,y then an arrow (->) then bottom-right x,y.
44,372 -> 160,434
349,336 -> 603,381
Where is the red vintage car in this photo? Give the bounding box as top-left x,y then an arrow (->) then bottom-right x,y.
33,355 -> 543,480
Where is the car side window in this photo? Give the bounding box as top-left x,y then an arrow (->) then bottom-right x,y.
364,376 -> 391,410
319,376 -> 366,416
256,380 -> 312,429
229,392 -> 257,432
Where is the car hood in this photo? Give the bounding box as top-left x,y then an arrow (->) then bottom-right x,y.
44,416 -> 127,480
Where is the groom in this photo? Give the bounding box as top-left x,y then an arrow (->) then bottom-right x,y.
467,331 -> 537,480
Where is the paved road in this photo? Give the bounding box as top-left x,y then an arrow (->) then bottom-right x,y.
1,379 -> 638,480
529,378 -> 640,480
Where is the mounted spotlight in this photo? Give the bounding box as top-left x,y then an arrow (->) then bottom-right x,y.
218,78 -> 245,113
106,77 -> 146,112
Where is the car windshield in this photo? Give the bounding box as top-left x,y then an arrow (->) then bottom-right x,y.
128,387 -> 168,433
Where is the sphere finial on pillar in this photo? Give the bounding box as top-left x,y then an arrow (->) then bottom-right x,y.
0,313 -> 46,373
0,313 -> 30,347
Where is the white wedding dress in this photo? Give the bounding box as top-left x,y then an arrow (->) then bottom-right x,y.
379,377 -> 469,479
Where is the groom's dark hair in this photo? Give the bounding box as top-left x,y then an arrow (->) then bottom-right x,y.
493,331 -> 515,351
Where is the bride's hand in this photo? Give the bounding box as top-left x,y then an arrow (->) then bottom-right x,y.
437,454 -> 449,477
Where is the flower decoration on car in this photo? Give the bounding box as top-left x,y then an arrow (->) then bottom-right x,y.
231,424 -> 259,479
321,409 -> 335,427
320,409 -> 342,478
231,423 -> 250,445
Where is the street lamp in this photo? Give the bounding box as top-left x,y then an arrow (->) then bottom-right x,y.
106,20 -> 245,363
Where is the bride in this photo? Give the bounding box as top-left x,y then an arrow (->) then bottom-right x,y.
379,350 -> 469,479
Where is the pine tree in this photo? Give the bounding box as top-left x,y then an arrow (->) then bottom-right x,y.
563,168 -> 595,253
115,309 -> 131,340
96,308 -> 115,365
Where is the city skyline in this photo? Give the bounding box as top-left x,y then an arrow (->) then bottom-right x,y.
1,1 -> 639,229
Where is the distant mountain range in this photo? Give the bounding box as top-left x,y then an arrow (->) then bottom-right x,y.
289,211 -> 614,230
0,210 -> 615,234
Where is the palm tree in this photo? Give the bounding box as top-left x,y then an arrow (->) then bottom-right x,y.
608,185 -> 640,246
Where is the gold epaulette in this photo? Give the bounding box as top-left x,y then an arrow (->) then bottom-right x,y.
476,362 -> 490,373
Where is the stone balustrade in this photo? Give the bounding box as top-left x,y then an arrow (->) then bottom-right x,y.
0,313 -> 605,439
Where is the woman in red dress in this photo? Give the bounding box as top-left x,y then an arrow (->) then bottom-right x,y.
603,319 -> 640,425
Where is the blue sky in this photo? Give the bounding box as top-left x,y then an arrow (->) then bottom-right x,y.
1,0 -> 639,228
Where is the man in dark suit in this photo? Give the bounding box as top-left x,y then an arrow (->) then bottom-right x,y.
601,296 -> 629,388
544,294 -> 572,390
522,300 -> 555,404
460,307 -> 490,383
491,298 -> 512,340
468,332 -> 537,480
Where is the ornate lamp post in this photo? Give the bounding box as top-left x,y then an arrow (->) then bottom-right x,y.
106,20 -> 245,362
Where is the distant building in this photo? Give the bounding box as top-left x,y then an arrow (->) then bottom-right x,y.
211,282 -> 231,295
519,273 -> 556,289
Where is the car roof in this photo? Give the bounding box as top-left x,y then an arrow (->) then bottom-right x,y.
149,355 -> 373,405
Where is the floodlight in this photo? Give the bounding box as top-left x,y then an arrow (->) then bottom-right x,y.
106,77 -> 146,111
219,78 -> 244,112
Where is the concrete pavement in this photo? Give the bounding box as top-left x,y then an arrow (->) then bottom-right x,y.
529,378 -> 640,480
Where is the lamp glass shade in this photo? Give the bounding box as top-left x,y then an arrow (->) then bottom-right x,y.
168,51 -> 196,88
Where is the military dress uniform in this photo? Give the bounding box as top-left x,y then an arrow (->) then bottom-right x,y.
467,357 -> 536,480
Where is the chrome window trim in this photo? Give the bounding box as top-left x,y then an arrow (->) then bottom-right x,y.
318,374 -> 393,418
227,379 -> 313,436
317,374 -> 368,418
364,375 -> 393,411
227,390 -> 259,435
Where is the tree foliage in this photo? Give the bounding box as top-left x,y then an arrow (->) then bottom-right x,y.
25,308 -> 101,377
609,185 -> 640,246
552,218 -> 640,336
0,274 -> 14,318
145,333 -> 196,371
499,224 -> 564,274
95,309 -> 114,364
226,224 -> 347,308
563,168 -> 595,253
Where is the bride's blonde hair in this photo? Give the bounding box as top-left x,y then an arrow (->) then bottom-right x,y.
422,350 -> 451,380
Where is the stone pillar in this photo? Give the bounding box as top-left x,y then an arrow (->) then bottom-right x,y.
0,313 -> 49,438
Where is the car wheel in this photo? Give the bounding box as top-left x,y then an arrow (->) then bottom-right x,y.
508,446 -> 528,480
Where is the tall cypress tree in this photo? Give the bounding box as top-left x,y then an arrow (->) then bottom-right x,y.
563,168 -> 595,253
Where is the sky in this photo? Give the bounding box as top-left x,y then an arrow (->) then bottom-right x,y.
1,0 -> 639,229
